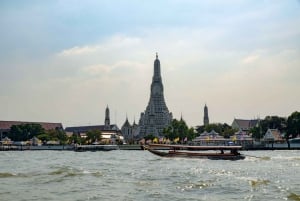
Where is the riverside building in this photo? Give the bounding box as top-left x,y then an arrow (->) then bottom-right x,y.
65,106 -> 122,143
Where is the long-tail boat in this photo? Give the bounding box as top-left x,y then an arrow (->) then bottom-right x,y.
143,144 -> 245,160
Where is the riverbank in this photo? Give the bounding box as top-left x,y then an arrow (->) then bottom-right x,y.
0,144 -> 143,151
0,144 -> 74,151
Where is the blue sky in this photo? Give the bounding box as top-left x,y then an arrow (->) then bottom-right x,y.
0,0 -> 300,127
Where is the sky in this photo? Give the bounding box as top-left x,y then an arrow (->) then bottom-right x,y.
0,0 -> 300,128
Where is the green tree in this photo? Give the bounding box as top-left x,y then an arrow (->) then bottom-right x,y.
249,126 -> 261,140
187,127 -> 196,141
144,134 -> 155,141
260,116 -> 287,133
204,123 -> 222,134
8,123 -> 45,141
35,129 -> 68,144
250,116 -> 287,140
222,127 -> 236,138
196,123 -> 236,138
36,133 -> 51,143
287,111 -> 300,138
86,130 -> 102,144
68,134 -> 82,144
163,118 -> 195,142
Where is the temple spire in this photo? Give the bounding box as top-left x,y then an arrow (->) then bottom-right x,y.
105,105 -> 110,127
153,52 -> 161,81
204,104 -> 209,126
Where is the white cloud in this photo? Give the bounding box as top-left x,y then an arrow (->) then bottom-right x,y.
2,2 -> 300,127
58,45 -> 100,56
82,64 -> 110,75
242,54 -> 260,64
58,35 -> 142,57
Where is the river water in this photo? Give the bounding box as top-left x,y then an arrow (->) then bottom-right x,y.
0,150 -> 299,201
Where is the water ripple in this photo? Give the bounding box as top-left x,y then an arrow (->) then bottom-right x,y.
0,150 -> 299,201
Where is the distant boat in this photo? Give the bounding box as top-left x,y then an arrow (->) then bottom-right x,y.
144,144 -> 245,160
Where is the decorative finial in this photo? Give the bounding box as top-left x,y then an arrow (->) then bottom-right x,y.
156,52 -> 158,59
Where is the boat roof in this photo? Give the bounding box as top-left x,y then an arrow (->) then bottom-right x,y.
148,144 -> 242,150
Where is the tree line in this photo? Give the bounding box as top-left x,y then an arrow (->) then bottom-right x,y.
4,111 -> 299,144
5,123 -> 103,145
161,111 -> 300,142
250,111 -> 300,140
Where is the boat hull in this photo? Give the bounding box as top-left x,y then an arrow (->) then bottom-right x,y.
145,146 -> 245,160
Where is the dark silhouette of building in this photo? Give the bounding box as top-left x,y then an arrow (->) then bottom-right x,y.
204,104 -> 209,126
105,105 -> 110,128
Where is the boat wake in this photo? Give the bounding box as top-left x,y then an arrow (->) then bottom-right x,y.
48,166 -> 103,178
244,155 -> 271,161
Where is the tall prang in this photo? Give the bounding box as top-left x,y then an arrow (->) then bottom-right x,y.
137,53 -> 173,138
105,105 -> 110,128
203,104 -> 209,126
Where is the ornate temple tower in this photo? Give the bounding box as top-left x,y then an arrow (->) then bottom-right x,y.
105,105 -> 110,128
137,53 -> 173,138
203,104 -> 209,126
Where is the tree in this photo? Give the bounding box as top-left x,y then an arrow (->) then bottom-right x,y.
163,118 -> 195,142
8,123 -> 45,141
86,130 -> 102,144
222,127 -> 236,138
249,116 -> 287,140
69,133 -> 83,144
144,134 -> 155,141
36,133 -> 51,143
187,127 -> 196,141
196,123 -> 236,138
259,116 -> 287,133
36,129 -> 68,145
249,126 -> 261,140
287,111 -> 300,138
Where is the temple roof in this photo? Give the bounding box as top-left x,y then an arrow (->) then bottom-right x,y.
122,117 -> 131,128
232,119 -> 259,129
65,124 -> 120,133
